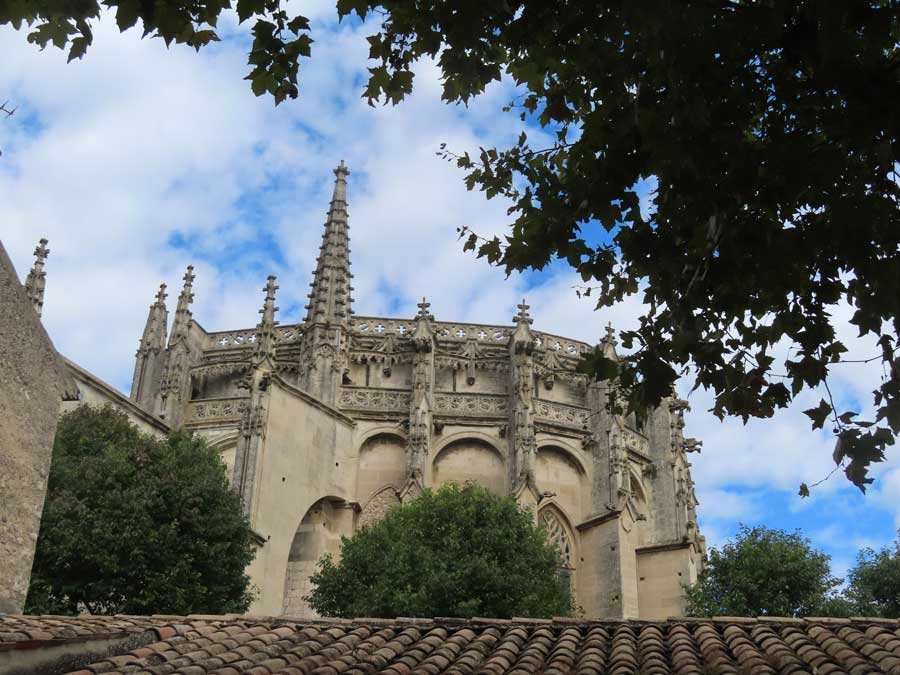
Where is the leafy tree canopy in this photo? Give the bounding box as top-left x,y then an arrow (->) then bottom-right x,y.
685,525 -> 843,617
5,1 -> 899,490
845,529 -> 900,617
306,483 -> 573,619
25,404 -> 256,615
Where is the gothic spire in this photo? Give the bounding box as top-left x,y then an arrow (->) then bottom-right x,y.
139,283 -> 168,353
304,160 -> 353,326
169,265 -> 195,345
131,283 -> 168,407
255,275 -> 280,361
23,238 -> 49,318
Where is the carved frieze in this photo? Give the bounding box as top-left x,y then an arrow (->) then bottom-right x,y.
433,393 -> 508,417
185,397 -> 249,424
338,387 -> 412,412
534,400 -> 590,430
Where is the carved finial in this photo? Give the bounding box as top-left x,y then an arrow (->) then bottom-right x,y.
169,265 -> 195,345
23,237 -> 50,317
416,297 -> 434,322
176,264 -> 194,299
137,282 -> 168,355
255,274 -> 280,361
513,298 -> 532,325
602,322 -> 616,343
34,238 -> 50,263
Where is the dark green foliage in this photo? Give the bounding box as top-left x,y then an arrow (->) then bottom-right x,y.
306,483 -> 573,619
845,530 -> 900,618
7,1 -> 899,489
685,525 -> 842,617
25,405 -> 256,615
1,0 -> 311,103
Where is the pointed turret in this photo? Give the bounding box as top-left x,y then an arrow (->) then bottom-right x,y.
23,238 -> 49,318
254,275 -> 279,362
169,265 -> 195,346
304,161 -> 353,326
157,265 -> 196,425
131,283 -> 168,409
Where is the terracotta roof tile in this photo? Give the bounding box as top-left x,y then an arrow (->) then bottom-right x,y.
4,615 -> 900,675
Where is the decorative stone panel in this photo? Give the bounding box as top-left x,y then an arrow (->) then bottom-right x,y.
338,387 -> 411,412
534,400 -> 590,430
185,397 -> 248,424
433,393 -> 508,417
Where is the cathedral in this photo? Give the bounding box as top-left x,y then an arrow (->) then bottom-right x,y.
29,162 -> 706,620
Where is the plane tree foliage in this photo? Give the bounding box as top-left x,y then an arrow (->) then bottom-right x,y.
4,1 -> 899,490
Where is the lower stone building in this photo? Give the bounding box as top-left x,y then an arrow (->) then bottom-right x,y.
17,162 -> 706,619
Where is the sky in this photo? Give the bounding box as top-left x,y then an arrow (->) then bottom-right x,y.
2,5 -> 898,584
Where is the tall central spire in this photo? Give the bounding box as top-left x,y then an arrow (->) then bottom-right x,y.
304,160 -> 353,326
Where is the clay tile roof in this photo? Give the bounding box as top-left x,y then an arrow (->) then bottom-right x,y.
4,615 -> 900,675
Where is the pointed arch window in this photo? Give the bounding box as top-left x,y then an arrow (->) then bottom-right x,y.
540,509 -> 573,569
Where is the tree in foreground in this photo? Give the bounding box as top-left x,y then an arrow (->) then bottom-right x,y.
6,2 -> 898,490
25,405 -> 256,615
845,531 -> 900,618
685,525 -> 842,617
306,483 -> 573,619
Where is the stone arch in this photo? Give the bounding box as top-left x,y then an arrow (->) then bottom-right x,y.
282,496 -> 351,617
432,430 -> 506,460
535,445 -> 588,521
207,432 -> 239,486
536,438 -> 589,475
538,504 -> 577,596
358,484 -> 401,529
357,432 -> 407,507
629,470 -> 648,505
432,436 -> 506,494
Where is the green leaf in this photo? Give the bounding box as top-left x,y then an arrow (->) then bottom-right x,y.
803,399 -> 832,431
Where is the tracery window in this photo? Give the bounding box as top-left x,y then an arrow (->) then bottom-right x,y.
540,509 -> 573,569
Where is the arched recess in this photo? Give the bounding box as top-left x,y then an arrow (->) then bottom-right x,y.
432,437 -> 506,494
282,496 -> 351,617
538,504 -> 578,595
357,432 -> 407,507
535,445 -> 588,521
358,485 -> 401,529
207,432 -> 239,486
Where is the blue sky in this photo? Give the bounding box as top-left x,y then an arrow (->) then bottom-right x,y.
2,4 -> 898,584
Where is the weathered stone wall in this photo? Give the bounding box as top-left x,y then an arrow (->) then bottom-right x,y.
60,358 -> 169,438
0,242 -> 65,613
244,379 -> 355,616
635,543 -> 697,620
